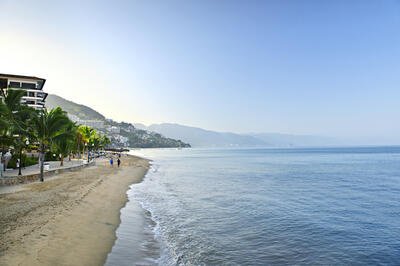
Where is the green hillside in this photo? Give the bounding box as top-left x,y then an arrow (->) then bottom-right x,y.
46,94 -> 105,120
44,94 -> 190,148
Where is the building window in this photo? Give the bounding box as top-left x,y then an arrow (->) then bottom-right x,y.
28,91 -> 35,97
37,80 -> 44,89
0,79 -> 7,88
9,81 -> 21,88
21,82 -> 36,89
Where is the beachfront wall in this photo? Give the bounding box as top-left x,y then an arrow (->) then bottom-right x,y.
0,161 -> 95,186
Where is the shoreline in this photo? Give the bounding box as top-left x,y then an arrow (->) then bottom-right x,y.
0,154 -> 150,266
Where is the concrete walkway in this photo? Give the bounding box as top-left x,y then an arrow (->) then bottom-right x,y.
0,159 -> 102,193
1,159 -> 84,178
0,156 -> 114,191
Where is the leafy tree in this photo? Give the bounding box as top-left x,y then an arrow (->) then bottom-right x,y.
79,125 -> 96,161
31,107 -> 70,181
0,101 -> 8,131
12,105 -> 37,175
100,134 -> 111,148
53,120 -> 76,166
89,133 -> 100,150
0,89 -> 36,173
74,129 -> 84,159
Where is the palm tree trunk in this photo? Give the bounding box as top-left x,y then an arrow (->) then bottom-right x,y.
1,146 -> 5,171
18,147 -> 22,176
60,155 -> 64,166
39,151 -> 45,182
39,146 -> 46,182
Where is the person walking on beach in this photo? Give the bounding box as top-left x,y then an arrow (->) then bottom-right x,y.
110,157 -> 114,167
117,158 -> 121,168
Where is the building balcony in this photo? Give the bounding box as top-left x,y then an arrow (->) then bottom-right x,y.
23,96 -> 44,100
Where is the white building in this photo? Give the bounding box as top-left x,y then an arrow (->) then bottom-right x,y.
122,125 -> 135,133
67,114 -> 80,122
67,114 -> 104,129
118,135 -> 129,144
109,126 -> 120,134
0,73 -> 47,110
77,120 -> 104,129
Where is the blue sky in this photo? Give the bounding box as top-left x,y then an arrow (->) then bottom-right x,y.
1,0 -> 399,139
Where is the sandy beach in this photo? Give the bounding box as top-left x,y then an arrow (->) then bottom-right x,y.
0,155 -> 150,266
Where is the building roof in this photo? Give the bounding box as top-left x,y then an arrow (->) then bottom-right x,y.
0,73 -> 45,81
0,73 -> 46,89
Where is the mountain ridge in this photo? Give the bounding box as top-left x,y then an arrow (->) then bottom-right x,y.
134,123 -> 344,147
143,123 -> 270,147
46,94 -> 105,121
45,94 -> 190,148
46,94 -> 347,148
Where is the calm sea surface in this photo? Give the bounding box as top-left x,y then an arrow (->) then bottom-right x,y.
106,146 -> 400,265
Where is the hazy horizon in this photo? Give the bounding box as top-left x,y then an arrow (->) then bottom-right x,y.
1,0 -> 399,142
133,121 -> 400,146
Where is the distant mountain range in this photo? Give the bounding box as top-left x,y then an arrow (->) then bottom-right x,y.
134,123 -> 267,147
134,123 -> 342,147
47,94 -> 392,148
45,94 -> 190,148
249,133 -> 341,147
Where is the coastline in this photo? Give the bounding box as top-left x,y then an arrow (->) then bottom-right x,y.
0,155 -> 150,266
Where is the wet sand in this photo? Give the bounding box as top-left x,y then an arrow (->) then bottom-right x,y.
0,155 -> 150,266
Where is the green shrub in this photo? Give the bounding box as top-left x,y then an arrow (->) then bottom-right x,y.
8,153 -> 38,169
45,151 -> 60,161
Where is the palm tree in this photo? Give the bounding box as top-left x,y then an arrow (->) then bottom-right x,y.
2,89 -> 26,115
12,105 -> 37,175
93,133 -> 102,148
69,125 -> 83,159
0,100 -> 11,147
53,120 -> 76,166
74,129 -> 84,159
31,107 -> 70,181
0,101 -> 9,175
0,89 -> 34,172
0,101 -> 8,131
54,138 -> 74,166
79,125 -> 96,161
100,134 -> 111,149
88,133 -> 103,159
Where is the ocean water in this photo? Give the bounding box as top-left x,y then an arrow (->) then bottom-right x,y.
106,146 -> 400,265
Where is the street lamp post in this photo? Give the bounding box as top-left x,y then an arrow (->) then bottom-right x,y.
18,139 -> 29,176
85,143 -> 88,163
88,143 -> 94,162
91,143 -> 94,161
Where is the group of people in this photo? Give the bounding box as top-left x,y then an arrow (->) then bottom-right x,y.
109,153 -> 121,168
